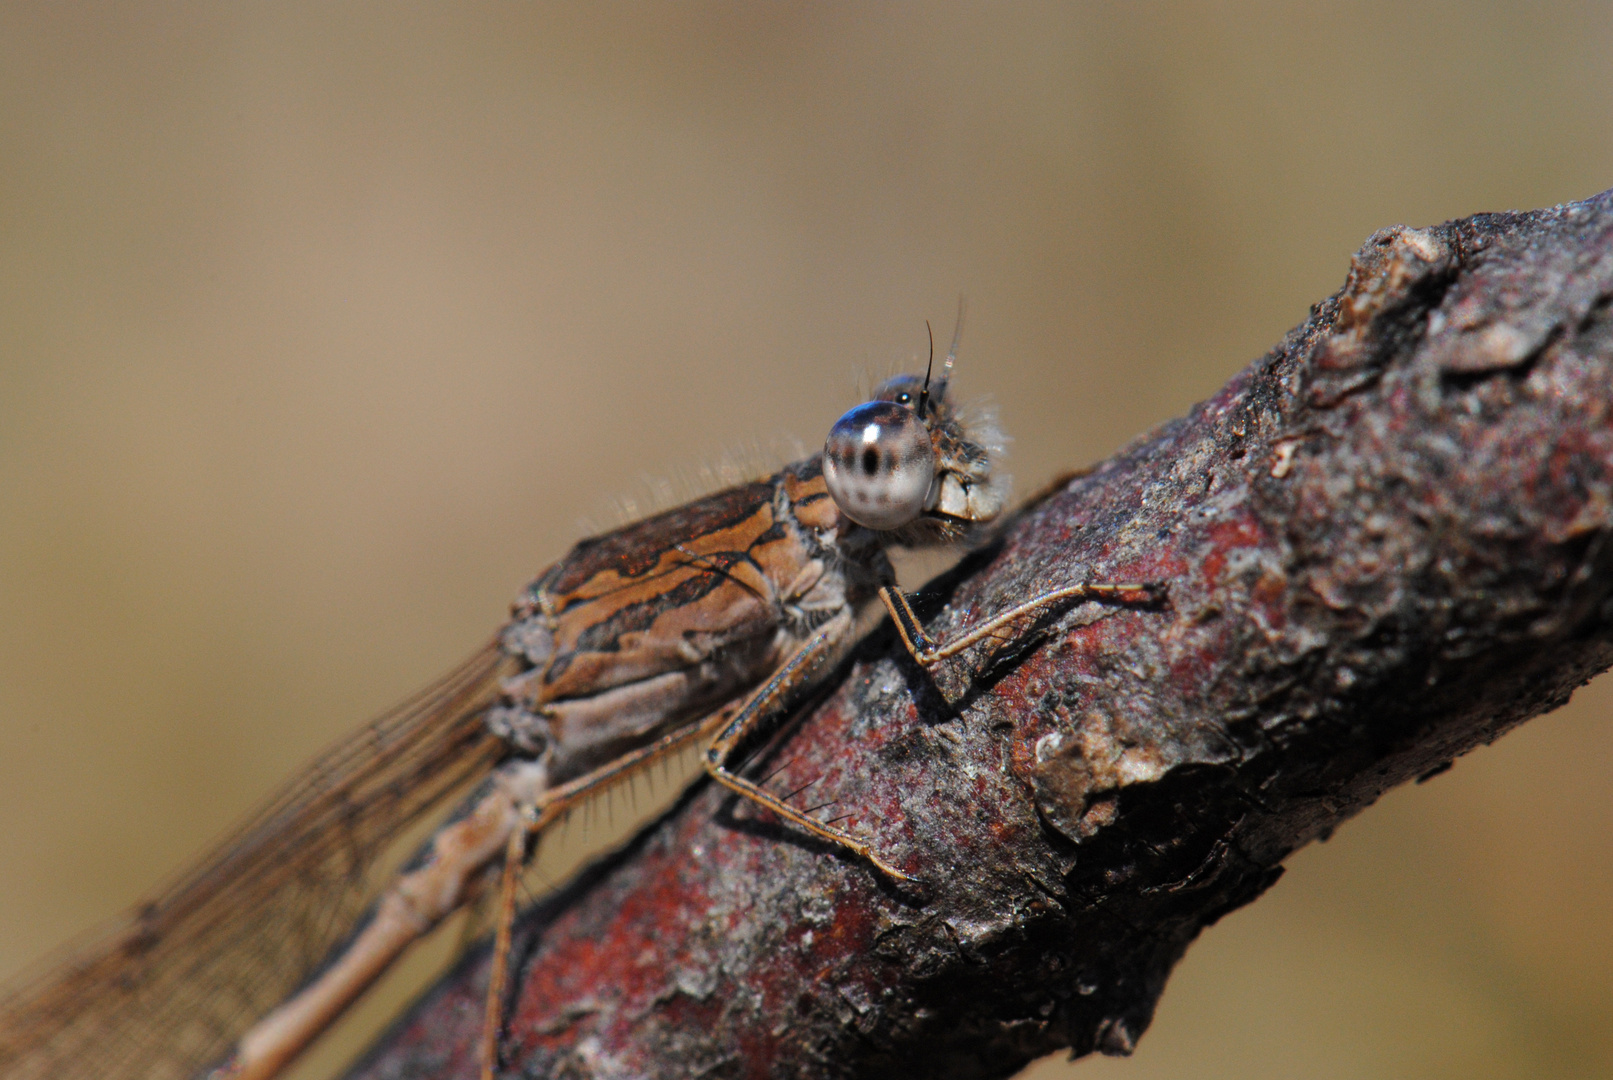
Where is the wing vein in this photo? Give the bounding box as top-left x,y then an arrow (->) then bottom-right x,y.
0,640 -> 512,1080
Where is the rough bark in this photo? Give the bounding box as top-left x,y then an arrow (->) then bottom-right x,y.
349,189 -> 1613,1080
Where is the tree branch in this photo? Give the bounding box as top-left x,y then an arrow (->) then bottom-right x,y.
349,189 -> 1613,1080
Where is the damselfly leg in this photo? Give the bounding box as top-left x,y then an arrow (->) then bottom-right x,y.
880,580 -> 1165,668
475,712 -> 734,1080
700,608 -> 919,883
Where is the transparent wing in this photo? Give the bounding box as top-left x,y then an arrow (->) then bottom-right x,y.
0,641 -> 511,1080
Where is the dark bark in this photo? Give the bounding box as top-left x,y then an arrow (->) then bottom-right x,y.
349,190 -> 1613,1080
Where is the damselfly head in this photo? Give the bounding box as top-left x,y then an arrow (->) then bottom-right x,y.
822,371 -> 1004,540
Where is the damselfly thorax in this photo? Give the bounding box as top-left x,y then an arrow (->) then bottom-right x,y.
0,333 -> 1159,1080
487,456 -> 885,781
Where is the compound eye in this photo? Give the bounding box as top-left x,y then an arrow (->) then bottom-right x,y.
823,400 -> 936,530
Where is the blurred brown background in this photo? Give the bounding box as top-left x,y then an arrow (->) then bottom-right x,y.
2,4 -> 1611,1078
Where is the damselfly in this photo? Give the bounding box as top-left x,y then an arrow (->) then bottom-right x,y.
0,323 -> 1156,1080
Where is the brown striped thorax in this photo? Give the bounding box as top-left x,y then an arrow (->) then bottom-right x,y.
486,372 -> 1006,782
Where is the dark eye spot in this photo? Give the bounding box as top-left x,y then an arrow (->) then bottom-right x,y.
896,392 -> 911,404
862,447 -> 879,475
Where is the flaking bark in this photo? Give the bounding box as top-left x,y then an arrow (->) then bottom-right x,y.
349,189 -> 1613,1080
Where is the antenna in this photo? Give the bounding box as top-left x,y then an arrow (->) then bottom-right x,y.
918,319 -> 935,416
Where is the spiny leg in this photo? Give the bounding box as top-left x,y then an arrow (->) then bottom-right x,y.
480,806 -> 539,1080
702,611 -> 915,883
880,579 -> 1163,668
476,714 -> 732,1078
